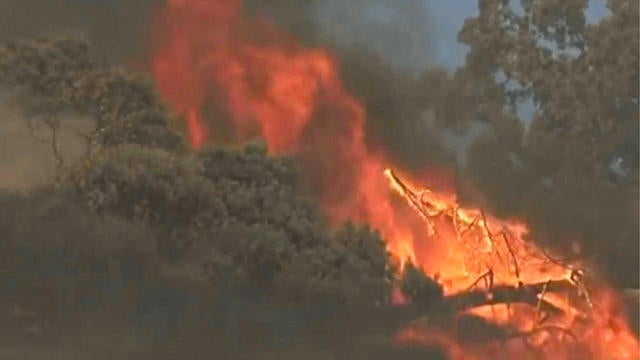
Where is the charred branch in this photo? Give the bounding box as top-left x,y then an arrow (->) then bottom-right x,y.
499,231 -> 521,281
44,114 -> 64,172
435,279 -> 575,316
24,112 -> 64,172
390,279 -> 579,327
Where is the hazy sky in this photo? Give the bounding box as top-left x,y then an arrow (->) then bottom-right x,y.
60,0 -> 611,71
313,0 -> 611,74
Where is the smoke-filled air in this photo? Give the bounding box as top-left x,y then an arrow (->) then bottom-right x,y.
0,0 -> 637,359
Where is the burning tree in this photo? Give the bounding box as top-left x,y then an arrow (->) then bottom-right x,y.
385,169 -> 638,359
147,0 -> 638,358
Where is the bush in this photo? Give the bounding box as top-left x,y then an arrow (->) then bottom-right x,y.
0,36 -> 402,310
400,262 -> 443,306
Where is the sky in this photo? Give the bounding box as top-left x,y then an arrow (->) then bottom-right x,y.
426,0 -> 610,69
426,0 -> 609,123
311,0 -> 612,76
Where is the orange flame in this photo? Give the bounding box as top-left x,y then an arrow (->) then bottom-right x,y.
385,169 -> 639,359
150,0 -> 434,264
149,1 -> 639,359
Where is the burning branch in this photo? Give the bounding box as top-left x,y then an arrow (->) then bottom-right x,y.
382,168 -> 627,356
499,231 -> 521,282
436,279 -> 574,316
535,280 -> 551,323
465,269 -> 494,292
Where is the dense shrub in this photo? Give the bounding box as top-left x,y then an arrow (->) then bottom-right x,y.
68,142 -> 394,304
0,36 -> 399,308
400,262 -> 443,306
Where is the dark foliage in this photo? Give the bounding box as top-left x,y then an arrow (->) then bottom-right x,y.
0,188 -> 158,316
0,36 -> 397,309
400,262 -> 443,306
68,142 -> 393,304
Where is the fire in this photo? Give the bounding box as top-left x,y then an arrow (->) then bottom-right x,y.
148,0 -> 639,359
149,0 -> 432,266
386,169 -> 639,359
383,168 -> 575,293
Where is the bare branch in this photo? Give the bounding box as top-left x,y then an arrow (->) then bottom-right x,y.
43,114 -> 64,172
499,231 -> 521,280
465,269 -> 494,292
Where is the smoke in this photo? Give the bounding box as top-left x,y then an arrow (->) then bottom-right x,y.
311,0 -> 436,75
0,0 -> 156,64
244,0 -> 436,75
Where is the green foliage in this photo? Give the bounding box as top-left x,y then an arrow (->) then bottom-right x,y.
66,139 -> 395,304
400,262 -> 443,306
448,0 -> 639,287
73,144 -> 210,226
0,37 -> 184,152
0,36 -> 400,306
335,222 -> 395,282
0,37 -> 93,101
279,222 -> 394,305
458,0 -> 638,180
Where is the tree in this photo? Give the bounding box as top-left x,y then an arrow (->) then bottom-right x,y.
441,0 -> 639,288
0,36 -> 397,312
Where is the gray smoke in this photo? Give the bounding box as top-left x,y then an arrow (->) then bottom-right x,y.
312,0 -> 436,76
0,0 -> 156,64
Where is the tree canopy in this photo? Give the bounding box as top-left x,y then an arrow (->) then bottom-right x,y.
427,0 -> 638,288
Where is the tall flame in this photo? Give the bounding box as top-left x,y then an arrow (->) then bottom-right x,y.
149,1 -> 639,359
150,0 -> 434,266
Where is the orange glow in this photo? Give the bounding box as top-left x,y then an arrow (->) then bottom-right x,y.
149,0 -> 639,359
385,169 -> 639,359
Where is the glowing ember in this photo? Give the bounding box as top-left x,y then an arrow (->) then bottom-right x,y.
148,0 -> 639,359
